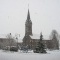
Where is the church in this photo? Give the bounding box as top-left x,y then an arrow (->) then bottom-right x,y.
22,9 -> 59,50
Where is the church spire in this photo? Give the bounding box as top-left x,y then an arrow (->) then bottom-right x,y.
27,9 -> 30,20
25,8 -> 32,36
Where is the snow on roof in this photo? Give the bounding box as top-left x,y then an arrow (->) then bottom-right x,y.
0,34 -> 7,38
30,34 -> 40,39
30,34 -> 50,40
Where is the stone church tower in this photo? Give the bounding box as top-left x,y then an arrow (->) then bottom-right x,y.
23,9 -> 32,48
25,9 -> 32,36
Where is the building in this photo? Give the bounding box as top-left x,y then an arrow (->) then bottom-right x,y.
0,34 -> 17,50
22,9 -> 59,50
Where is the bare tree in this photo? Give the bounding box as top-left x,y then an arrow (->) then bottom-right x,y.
7,33 -> 12,39
7,33 -> 16,48
50,30 -> 59,50
15,34 -> 20,48
50,30 -> 59,40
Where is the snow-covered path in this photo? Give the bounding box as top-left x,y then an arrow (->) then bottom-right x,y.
0,50 -> 60,60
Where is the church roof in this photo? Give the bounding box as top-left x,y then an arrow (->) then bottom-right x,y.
30,34 -> 50,40
30,34 -> 39,39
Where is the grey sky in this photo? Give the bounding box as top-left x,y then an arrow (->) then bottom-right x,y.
0,0 -> 60,41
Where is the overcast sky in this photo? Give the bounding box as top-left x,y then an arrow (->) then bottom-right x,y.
0,0 -> 60,41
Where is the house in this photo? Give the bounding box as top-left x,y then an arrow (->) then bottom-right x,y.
0,34 -> 17,50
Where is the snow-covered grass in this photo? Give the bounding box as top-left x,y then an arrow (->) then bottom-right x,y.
0,50 -> 60,60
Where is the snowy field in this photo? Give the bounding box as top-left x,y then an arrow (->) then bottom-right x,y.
0,50 -> 60,60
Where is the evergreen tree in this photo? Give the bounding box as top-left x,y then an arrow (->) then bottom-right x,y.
34,33 -> 47,53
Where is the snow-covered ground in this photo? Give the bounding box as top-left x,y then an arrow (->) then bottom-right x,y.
0,50 -> 60,60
